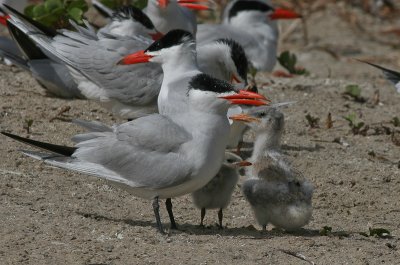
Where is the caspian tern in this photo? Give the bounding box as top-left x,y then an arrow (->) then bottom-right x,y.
359,60 -> 400,93
93,0 -> 209,35
197,0 -> 301,71
2,31 -> 267,234
230,107 -> 313,231
7,5 -> 251,119
191,152 -> 251,228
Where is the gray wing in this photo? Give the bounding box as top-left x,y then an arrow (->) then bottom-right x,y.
242,178 -> 289,206
49,30 -> 163,106
29,115 -> 193,189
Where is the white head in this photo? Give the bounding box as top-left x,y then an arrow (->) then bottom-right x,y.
197,39 -> 249,86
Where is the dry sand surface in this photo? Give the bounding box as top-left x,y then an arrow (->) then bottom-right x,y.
1,3 -> 400,265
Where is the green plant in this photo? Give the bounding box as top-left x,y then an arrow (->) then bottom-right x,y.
24,0 -> 89,29
100,0 -> 148,10
277,51 -> 309,75
305,114 -> 319,128
23,119 -> 34,134
343,113 -> 368,135
391,117 -> 400,127
343,84 -> 366,103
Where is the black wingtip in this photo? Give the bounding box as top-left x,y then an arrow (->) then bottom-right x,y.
92,1 -> 113,18
6,20 -> 49,60
1,131 -> 76,157
3,4 -> 58,37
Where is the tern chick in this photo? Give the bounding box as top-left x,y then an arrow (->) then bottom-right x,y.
191,152 -> 251,228
231,107 -> 314,231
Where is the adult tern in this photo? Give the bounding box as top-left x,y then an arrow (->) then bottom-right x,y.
197,0 -> 301,71
2,30 -> 267,234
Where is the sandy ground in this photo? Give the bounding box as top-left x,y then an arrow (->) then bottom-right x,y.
1,3 -> 400,265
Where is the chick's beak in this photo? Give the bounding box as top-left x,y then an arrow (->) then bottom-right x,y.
269,8 -> 302,20
229,114 -> 261,123
232,161 -> 252,167
117,50 -> 153,65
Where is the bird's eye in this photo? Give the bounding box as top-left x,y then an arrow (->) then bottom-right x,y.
259,112 -> 266,117
227,159 -> 234,163
295,181 -> 301,187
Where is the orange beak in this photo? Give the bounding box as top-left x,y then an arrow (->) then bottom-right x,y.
232,161 -> 252,167
220,90 -> 269,106
117,50 -> 153,65
0,14 -> 10,26
269,8 -> 302,20
229,113 -> 261,123
178,0 -> 210,10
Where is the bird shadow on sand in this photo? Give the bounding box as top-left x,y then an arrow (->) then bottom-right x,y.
75,211 -> 354,239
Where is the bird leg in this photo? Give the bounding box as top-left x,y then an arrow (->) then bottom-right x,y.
218,208 -> 223,229
200,208 -> 206,227
262,224 -> 267,231
165,198 -> 177,230
152,196 -> 165,234
235,141 -> 243,155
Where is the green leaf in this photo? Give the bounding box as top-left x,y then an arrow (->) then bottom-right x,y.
32,4 -> 47,18
68,7 -> 84,23
391,117 -> 400,127
345,84 -> 361,98
44,0 -> 63,12
319,226 -> 332,236
343,114 -> 356,125
24,5 -> 36,17
67,0 -> 89,12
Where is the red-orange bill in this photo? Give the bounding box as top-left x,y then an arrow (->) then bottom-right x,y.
118,50 -> 153,65
178,3 -> 210,10
270,8 -> 301,20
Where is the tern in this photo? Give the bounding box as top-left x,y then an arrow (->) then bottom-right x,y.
2,30 -> 267,234
230,107 -> 313,231
7,5 -> 251,119
197,0 -> 301,71
191,152 -> 251,228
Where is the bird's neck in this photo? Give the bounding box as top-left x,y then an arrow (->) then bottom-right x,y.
251,132 -> 281,161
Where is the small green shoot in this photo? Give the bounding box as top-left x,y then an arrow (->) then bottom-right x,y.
391,117 -> 400,127
23,119 -> 34,134
319,226 -> 332,236
305,114 -> 319,128
277,51 -> 309,75
24,0 -> 89,29
343,84 -> 366,103
360,228 -> 391,238
343,113 -> 367,135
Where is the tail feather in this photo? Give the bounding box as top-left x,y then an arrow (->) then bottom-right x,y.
3,4 -> 57,37
6,20 -> 48,60
0,36 -> 28,69
358,59 -> 400,87
1,132 -> 76,156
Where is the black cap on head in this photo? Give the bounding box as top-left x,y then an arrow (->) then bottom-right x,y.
145,29 -> 194,52
216,39 -> 248,82
112,6 -> 155,30
228,0 -> 273,20
189,73 -> 235,94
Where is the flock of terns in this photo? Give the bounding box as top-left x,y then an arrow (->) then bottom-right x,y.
0,0 -> 318,234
